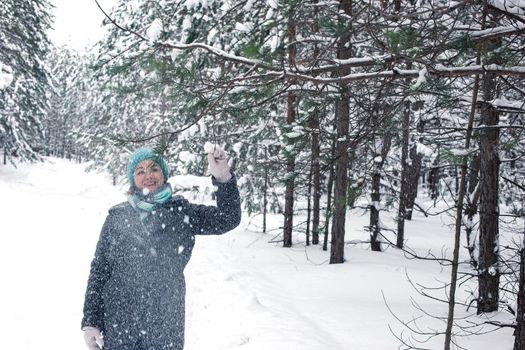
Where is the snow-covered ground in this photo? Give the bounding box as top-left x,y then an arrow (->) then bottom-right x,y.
0,158 -> 515,349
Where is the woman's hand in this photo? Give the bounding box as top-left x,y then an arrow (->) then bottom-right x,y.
207,146 -> 232,183
83,326 -> 104,350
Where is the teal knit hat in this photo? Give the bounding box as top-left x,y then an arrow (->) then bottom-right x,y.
127,147 -> 170,187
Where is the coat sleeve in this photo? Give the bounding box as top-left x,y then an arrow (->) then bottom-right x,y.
81,215 -> 112,333
189,174 -> 242,235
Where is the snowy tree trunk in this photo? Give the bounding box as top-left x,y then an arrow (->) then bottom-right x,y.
428,155 -> 440,201
465,153 -> 480,267
370,133 -> 392,252
311,113 -> 321,245
477,99 -> 500,314
477,20 -> 501,313
311,0 -> 321,246
306,158 -> 313,246
282,105 -> 296,247
514,214 -> 525,350
330,95 -> 350,263
283,12 -> 297,248
323,136 -> 337,252
397,99 -> 411,248
405,144 -> 422,220
263,148 -> 268,233
370,168 -> 381,251
329,0 -> 352,264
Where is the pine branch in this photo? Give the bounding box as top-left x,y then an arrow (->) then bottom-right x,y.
111,85 -> 234,145
94,0 -> 148,42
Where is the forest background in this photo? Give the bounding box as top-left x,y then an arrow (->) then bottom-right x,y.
1,0 -> 525,349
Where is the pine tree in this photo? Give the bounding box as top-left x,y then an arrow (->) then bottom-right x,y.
0,0 -> 53,162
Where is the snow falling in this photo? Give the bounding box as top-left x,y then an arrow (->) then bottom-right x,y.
3,0 -> 525,348
0,158 -> 515,350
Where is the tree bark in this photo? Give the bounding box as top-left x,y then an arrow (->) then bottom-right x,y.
397,99 -> 411,248
405,144 -> 422,220
330,94 -> 350,263
370,133 -> 392,252
306,157 -> 313,246
477,99 -> 500,314
283,97 -> 296,247
329,0 -> 352,264
465,153 -> 480,267
323,135 -> 337,252
428,155 -> 440,201
477,12 -> 501,313
282,12 -> 297,248
370,167 -> 382,251
311,113 -> 321,245
263,148 -> 268,233
311,0 -> 321,246
514,211 -> 525,350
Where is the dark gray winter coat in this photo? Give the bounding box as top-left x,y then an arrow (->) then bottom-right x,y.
81,176 -> 241,350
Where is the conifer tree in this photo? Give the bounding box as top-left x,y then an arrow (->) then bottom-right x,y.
0,0 -> 53,162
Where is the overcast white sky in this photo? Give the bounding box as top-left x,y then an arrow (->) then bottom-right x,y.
48,0 -> 116,50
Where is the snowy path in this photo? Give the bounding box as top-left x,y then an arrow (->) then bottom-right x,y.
0,158 -> 515,350
0,160 -> 119,349
186,235 -> 348,350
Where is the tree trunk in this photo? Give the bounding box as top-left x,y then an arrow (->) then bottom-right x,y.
465,154 -> 480,267
514,212 -> 525,350
370,169 -> 382,251
397,99 -> 411,248
477,99 -> 500,314
330,94 -> 350,263
263,148 -> 268,233
311,113 -> 321,245
283,99 -> 296,247
370,132 -> 392,252
283,12 -> 297,248
311,0 -> 321,246
323,135 -> 337,252
477,15 -> 501,313
306,157 -> 313,246
405,144 -> 422,220
329,0 -> 352,264
428,154 -> 440,201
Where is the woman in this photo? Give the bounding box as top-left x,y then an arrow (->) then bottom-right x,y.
81,146 -> 241,350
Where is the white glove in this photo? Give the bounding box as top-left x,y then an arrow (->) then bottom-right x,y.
206,146 -> 232,183
83,326 -> 104,350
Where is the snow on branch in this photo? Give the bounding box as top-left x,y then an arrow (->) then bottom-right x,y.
489,0 -> 525,19
0,63 -> 14,90
274,64 -> 525,84
491,97 -> 525,110
464,22 -> 525,40
94,0 -> 525,87
157,40 -> 277,72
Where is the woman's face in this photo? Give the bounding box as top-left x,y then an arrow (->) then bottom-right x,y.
133,160 -> 165,193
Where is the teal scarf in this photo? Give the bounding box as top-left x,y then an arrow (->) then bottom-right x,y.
128,183 -> 173,213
